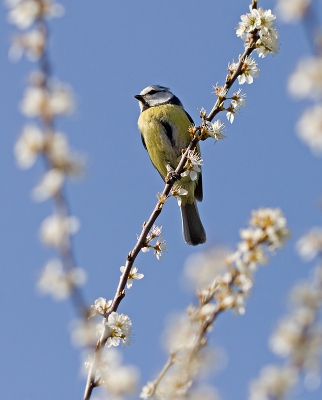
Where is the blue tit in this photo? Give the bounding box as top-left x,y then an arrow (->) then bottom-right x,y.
134,85 -> 206,246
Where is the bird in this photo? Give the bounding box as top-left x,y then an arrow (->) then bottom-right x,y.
134,85 -> 206,246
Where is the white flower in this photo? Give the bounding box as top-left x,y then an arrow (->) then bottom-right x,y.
14,124 -> 44,168
231,89 -> 246,108
296,104 -> 322,156
296,227 -> 322,261
120,265 -> 144,289
249,365 -> 298,400
102,364 -> 139,396
276,0 -> 311,23
288,57 -> 322,100
250,208 -> 289,249
46,131 -> 84,174
6,0 -> 64,29
238,57 -> 260,84
181,150 -> 203,181
253,8 -> 276,35
37,259 -> 86,300
153,234 -> 167,260
171,185 -> 188,207
90,297 -> 113,317
9,29 -> 45,61
39,214 -> 80,248
20,82 -> 74,118
205,119 -> 226,140
105,312 -> 132,347
32,168 -> 65,202
140,381 -> 154,399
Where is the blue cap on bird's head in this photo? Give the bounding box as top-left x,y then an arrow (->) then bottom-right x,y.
134,85 -> 182,111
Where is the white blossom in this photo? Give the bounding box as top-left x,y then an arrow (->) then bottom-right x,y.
171,185 -> 188,207
140,381 -> 154,399
181,150 -> 203,181
120,265 -> 144,289
9,29 -> 45,61
14,124 -> 44,168
6,0 -> 64,29
37,259 -> 86,300
32,168 -> 65,202
288,57 -> 322,100
39,214 -> 80,248
229,57 -> 260,85
296,104 -> 322,156
249,365 -> 298,400
296,227 -> 322,261
90,297 -> 113,317
204,120 -> 226,140
153,234 -> 167,260
20,82 -> 74,119
276,0 -> 311,23
105,312 -> 132,348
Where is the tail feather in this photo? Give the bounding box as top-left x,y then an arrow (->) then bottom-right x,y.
180,202 -> 206,246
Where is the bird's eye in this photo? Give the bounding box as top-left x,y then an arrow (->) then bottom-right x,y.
148,90 -> 157,95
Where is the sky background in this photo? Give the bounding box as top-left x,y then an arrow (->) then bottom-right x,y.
0,0 -> 321,399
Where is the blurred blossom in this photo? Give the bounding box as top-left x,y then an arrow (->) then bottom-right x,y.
39,214 -> 80,248
120,266 -> 144,289
46,132 -> 85,174
289,57 -> 322,100
32,168 -> 65,202
296,105 -> 322,156
14,124 -> 44,168
290,281 -> 322,309
249,208 -> 290,249
9,29 -> 45,61
6,0 -> 64,29
187,385 -> 221,400
163,313 -> 199,352
70,318 -> 98,347
184,247 -> 229,289
296,227 -> 322,260
101,364 -> 139,397
139,382 -> 154,399
249,365 -> 298,400
90,297 -> 113,317
276,0 -> 311,23
20,82 -> 74,119
37,258 -> 86,300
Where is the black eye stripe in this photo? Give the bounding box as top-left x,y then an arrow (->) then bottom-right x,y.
148,90 -> 157,95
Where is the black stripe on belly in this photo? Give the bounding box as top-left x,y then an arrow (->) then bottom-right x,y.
161,121 -> 174,147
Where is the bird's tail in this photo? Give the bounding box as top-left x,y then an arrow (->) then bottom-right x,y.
180,202 -> 206,246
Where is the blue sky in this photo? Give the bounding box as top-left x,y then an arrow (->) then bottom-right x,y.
0,1 -> 321,399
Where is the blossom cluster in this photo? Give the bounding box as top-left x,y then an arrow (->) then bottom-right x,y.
140,208 -> 289,399
236,7 -> 279,57
6,0 -> 86,304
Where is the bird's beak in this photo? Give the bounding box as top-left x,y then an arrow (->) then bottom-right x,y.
134,94 -> 143,101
